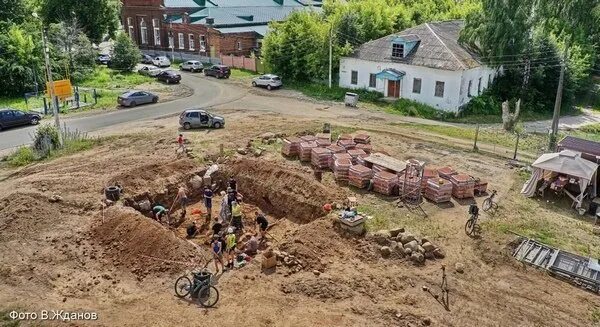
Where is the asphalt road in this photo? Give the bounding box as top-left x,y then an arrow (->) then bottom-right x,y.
0,73 -> 230,151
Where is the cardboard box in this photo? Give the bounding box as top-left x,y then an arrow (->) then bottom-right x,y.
261,253 -> 277,269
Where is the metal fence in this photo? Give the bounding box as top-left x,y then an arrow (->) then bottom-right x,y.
142,49 -> 221,65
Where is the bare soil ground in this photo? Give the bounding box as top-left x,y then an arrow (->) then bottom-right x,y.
1,112 -> 600,327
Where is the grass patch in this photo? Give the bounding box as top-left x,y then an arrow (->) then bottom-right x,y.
386,98 -> 453,120
79,67 -> 154,89
230,68 -> 260,80
0,309 -> 20,327
286,81 -> 383,103
6,137 -> 101,167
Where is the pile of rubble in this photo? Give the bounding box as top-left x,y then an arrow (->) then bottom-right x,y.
272,249 -> 305,275
367,228 -> 445,265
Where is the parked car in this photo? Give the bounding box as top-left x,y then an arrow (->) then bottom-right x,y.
97,54 -> 111,65
252,74 -> 282,90
138,66 -> 163,77
117,90 -> 159,107
204,65 -> 231,79
156,70 -> 181,84
179,60 -> 204,72
179,109 -> 225,130
0,109 -> 41,131
153,56 -> 171,68
141,54 -> 154,64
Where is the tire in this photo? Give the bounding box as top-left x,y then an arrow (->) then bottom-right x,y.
482,198 -> 492,212
252,81 -> 257,87
174,276 -> 192,298
152,97 -> 158,103
104,186 -> 121,201
183,122 -> 191,130
197,285 -> 219,308
267,85 -> 272,91
465,218 -> 475,236
213,122 -> 222,129
130,101 -> 136,107
30,117 -> 40,125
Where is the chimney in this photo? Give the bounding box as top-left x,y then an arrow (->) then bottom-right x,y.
205,17 -> 215,25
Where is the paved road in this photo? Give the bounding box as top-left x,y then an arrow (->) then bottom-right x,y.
0,73 -> 232,151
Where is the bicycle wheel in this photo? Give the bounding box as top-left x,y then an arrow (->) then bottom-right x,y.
482,198 -> 492,212
197,285 -> 220,308
174,276 -> 192,298
465,218 -> 476,236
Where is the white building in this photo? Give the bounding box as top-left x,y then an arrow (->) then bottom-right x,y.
339,20 -> 498,113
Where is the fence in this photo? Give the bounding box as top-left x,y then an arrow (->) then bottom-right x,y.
21,87 -> 98,115
220,55 -> 263,72
142,49 -> 221,65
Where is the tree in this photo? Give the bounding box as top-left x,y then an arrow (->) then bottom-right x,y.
110,32 -> 140,72
0,24 -> 43,96
38,0 -> 120,43
0,0 -> 27,29
47,22 -> 96,82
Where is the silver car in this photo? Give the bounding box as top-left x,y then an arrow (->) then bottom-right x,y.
252,74 -> 282,90
179,109 -> 225,130
117,90 -> 159,107
153,56 -> 171,68
138,66 -> 163,77
179,60 -> 204,72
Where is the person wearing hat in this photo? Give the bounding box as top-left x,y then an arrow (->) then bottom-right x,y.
224,227 -> 237,269
231,201 -> 243,232
211,234 -> 225,273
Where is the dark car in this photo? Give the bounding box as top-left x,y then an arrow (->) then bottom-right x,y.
204,65 -> 230,79
97,54 -> 111,65
0,109 -> 41,131
141,54 -> 154,64
117,90 -> 159,107
156,70 -> 181,84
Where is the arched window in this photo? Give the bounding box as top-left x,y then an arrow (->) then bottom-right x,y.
140,19 -> 148,44
127,17 -> 134,38
152,19 -> 160,46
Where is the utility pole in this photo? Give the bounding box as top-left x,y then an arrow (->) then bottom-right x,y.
169,22 -> 174,61
38,16 -> 62,143
549,44 -> 569,150
328,25 -> 333,88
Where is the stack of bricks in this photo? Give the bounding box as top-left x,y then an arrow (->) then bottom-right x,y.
373,171 -> 399,195
438,166 -> 457,180
449,174 -> 475,199
333,158 -> 353,182
399,175 -> 421,201
372,164 -> 391,174
281,137 -> 301,157
473,177 -> 488,195
326,144 -> 346,154
353,134 -> 371,144
424,178 -> 453,203
311,147 -> 332,170
349,165 -> 373,189
338,139 -> 356,150
355,143 -> 373,153
421,168 -> 439,190
330,152 -> 352,170
338,134 -> 353,141
299,142 -> 317,162
300,135 -> 317,143
347,149 -> 368,164
316,138 -> 332,147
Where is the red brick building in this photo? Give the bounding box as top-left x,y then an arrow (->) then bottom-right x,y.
121,0 -> 321,57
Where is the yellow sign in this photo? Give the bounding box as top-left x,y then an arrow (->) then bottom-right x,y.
46,79 -> 73,100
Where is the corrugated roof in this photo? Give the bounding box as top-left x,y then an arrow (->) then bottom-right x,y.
558,136 -> 600,157
164,0 -> 307,8
214,25 -> 269,36
163,0 -> 214,8
347,20 -> 482,71
172,5 -> 316,26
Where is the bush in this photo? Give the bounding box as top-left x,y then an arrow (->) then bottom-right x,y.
388,98 -> 452,120
287,81 -> 383,102
32,124 -> 60,158
8,146 -> 36,166
110,32 -> 140,72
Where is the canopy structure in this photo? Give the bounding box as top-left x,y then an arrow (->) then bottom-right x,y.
521,150 -> 599,208
375,69 -> 405,81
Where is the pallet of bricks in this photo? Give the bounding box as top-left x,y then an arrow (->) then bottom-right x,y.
347,149 -> 368,165
424,178 -> 453,203
311,147 -> 332,170
281,137 -> 301,157
373,171 -> 398,195
299,141 -> 317,162
333,158 -> 353,183
349,165 -> 373,189
421,168 -> 439,190
449,174 -> 475,199
315,133 -> 332,148
337,135 -> 356,150
330,152 -> 351,170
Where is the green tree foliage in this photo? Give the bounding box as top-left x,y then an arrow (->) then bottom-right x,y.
47,22 -> 96,82
0,0 -> 27,28
0,24 -> 43,96
110,32 -> 141,72
37,0 -> 120,43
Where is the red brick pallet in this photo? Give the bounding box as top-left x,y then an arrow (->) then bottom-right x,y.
373,171 -> 398,195
438,166 -> 457,180
347,149 -> 368,164
353,134 -> 371,144
338,139 -> 356,150
421,168 -> 439,190
311,147 -> 332,170
281,137 -> 301,157
338,134 -> 353,141
355,143 -> 373,153
326,144 -> 346,154
473,177 -> 488,195
424,178 -> 453,203
333,158 -> 353,182
315,133 -> 331,142
300,135 -> 317,142
330,152 -> 352,170
316,138 -> 332,147
449,174 -> 475,199
299,141 -> 317,162
348,165 -> 373,189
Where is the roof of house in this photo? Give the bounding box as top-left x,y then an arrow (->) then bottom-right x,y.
348,20 -> 482,71
558,136 -> 600,157
163,0 -> 307,8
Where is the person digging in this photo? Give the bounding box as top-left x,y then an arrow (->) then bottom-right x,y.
255,211 -> 269,240
170,185 -> 189,220
224,227 -> 237,269
186,221 -> 199,238
152,205 -> 169,223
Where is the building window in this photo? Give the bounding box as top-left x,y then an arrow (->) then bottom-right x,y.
178,33 -> 184,49
237,41 -> 242,51
468,80 -> 472,97
127,18 -> 134,39
412,78 -> 422,94
152,19 -> 160,46
488,74 -> 492,87
199,35 -> 206,51
169,34 -> 174,49
140,19 -> 147,44
351,71 -> 358,85
392,43 -> 404,58
369,74 -> 376,88
478,77 -> 482,94
434,81 -> 445,98
189,34 -> 195,50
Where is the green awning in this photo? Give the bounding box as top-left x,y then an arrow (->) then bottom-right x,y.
376,69 -> 405,81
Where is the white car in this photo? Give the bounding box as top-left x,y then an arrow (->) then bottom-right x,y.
152,56 -> 171,68
179,60 -> 204,73
138,66 -> 163,77
252,74 -> 282,90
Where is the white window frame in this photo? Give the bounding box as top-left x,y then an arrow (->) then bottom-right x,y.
127,18 -> 134,39
189,34 -> 195,50
178,33 -> 184,49
199,35 -> 206,50
435,81 -> 445,98
140,19 -> 148,45
152,19 -> 160,46
237,41 -> 242,51
169,35 -> 174,49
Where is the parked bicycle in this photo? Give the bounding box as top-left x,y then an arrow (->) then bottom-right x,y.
482,189 -> 498,212
465,204 -> 481,237
174,269 -> 220,308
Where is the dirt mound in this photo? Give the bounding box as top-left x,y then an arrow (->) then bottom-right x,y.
221,158 -> 341,222
91,206 -> 208,278
281,276 -> 354,301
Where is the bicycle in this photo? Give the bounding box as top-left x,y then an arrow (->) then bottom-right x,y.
465,204 -> 481,237
174,269 -> 220,308
482,190 -> 498,212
